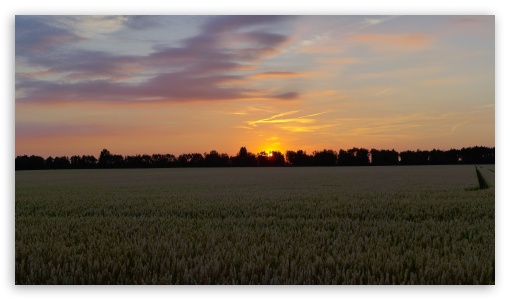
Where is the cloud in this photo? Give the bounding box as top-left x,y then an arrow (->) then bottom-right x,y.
234,126 -> 254,130
249,71 -> 313,80
321,58 -> 360,64
357,16 -> 398,30
17,72 -> 248,103
16,16 -> 300,104
16,70 -> 302,104
51,16 -> 129,38
279,124 -> 337,133
246,111 -> 329,128
15,16 -> 83,55
234,32 -> 288,46
270,92 -> 300,100
227,105 -> 275,116
355,66 -> 442,80
203,15 -> 294,34
450,120 -> 470,133
420,76 -> 470,86
299,45 -> 342,54
350,33 -> 432,51
360,18 -> 384,27
123,16 -> 163,30
247,110 -> 300,124
18,50 -> 147,82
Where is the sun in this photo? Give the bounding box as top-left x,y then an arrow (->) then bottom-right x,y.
268,152 -> 273,157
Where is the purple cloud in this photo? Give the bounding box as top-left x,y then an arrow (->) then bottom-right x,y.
203,15 -> 293,34
272,92 -> 299,100
17,72 -> 251,103
239,32 -> 289,45
123,16 -> 163,30
15,16 -> 83,55
16,16 -> 301,104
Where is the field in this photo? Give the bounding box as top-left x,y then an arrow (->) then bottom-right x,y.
15,165 -> 495,284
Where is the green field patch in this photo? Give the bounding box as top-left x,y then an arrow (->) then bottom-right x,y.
16,166 -> 495,284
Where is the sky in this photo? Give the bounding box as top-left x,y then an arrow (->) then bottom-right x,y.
15,15 -> 495,157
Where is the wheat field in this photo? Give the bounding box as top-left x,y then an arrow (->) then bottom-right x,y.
15,165 -> 495,284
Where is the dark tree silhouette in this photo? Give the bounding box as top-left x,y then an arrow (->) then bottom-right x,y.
15,155 -> 45,170
286,150 -> 313,166
232,147 -> 257,167
151,154 -> 176,168
98,149 -> 112,168
269,151 -> 285,166
370,149 -> 399,166
445,149 -> 460,164
52,156 -> 71,169
256,151 -> 285,166
70,155 -> 82,168
239,147 -> 248,158
177,153 -> 205,167
14,145 -> 495,170
460,146 -> 495,164
313,149 -> 337,166
400,150 -> 429,165
256,151 -> 270,166
44,156 -> 54,169
98,149 -> 124,168
125,155 -> 148,168
111,154 -> 125,168
428,149 -> 458,165
355,148 -> 370,166
338,148 -> 370,166
69,155 -> 97,169
338,149 -> 355,166
189,153 -> 205,167
204,150 -> 230,167
81,155 -> 98,168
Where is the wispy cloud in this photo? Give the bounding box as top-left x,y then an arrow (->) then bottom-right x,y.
350,33 -> 432,51
247,110 -> 301,126
450,120 -> 470,133
52,16 -> 129,38
246,111 -> 331,134
234,125 -> 254,130
226,105 -> 275,116
358,16 -> 399,30
249,71 -> 314,80
279,123 -> 338,133
294,16 -> 399,54
420,76 -> 470,86
373,88 -> 391,97
355,66 -> 442,80
320,57 -> 360,64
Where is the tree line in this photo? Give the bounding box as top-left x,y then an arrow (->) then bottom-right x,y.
15,146 -> 495,170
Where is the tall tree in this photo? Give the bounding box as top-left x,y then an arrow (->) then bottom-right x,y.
232,147 -> 256,167
98,149 -> 112,168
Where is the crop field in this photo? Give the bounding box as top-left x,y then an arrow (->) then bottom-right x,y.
15,165 -> 495,284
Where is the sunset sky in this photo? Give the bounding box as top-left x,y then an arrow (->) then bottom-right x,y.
15,15 -> 495,157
